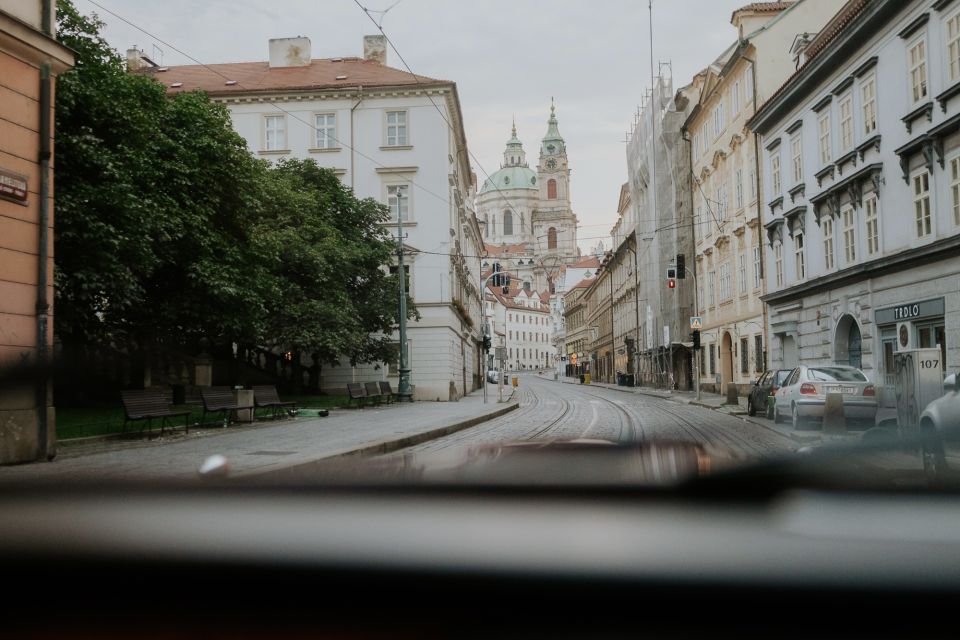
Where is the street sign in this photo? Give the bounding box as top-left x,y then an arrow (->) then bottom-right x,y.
495,346 -> 507,360
690,316 -> 703,330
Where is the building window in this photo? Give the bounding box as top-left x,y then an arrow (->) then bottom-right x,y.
749,169 -> 756,199
755,335 -> 764,372
708,271 -> 716,307
386,110 -> 408,146
839,93 -> 853,151
818,112 -> 831,165
388,264 -> 411,295
861,74 -> 877,136
738,253 -> 747,295
709,344 -> 716,375
842,206 -> 856,263
746,70 -> 754,101
719,263 -> 731,301
951,156 -> 960,226
733,80 -> 741,114
503,210 -> 514,236
387,184 -> 409,221
791,132 -> 803,183
795,232 -> 805,280
314,113 -> 336,149
740,337 -> 749,374
822,216 -> 835,271
909,38 -> 929,104
735,168 -> 743,209
913,170 -> 932,237
753,246 -> 761,289
949,11 -> 960,83
547,227 -> 557,249
713,103 -> 724,138
771,153 -> 781,195
774,243 -> 783,288
264,115 -> 286,150
547,179 -> 557,199
865,194 -> 879,255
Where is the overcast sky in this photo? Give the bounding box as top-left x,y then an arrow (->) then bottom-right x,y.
76,0 -> 752,252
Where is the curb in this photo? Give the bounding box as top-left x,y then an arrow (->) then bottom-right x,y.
239,401 -> 520,479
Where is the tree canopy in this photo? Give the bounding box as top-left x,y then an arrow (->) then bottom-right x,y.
54,0 -> 409,367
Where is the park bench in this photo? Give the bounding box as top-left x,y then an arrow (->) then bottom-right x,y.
200,386 -> 242,427
365,381 -> 388,405
379,380 -> 412,403
252,385 -> 297,420
121,389 -> 191,438
346,382 -> 368,408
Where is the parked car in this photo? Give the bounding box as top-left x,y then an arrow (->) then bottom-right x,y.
773,365 -> 878,429
747,369 -> 793,419
486,369 -> 500,384
918,373 -> 960,480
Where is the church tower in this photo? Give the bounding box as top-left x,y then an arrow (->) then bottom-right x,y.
535,100 -> 578,258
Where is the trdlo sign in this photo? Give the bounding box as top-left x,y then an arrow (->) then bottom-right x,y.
875,298 -> 944,325
0,168 -> 28,205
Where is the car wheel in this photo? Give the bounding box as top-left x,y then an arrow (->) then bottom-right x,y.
747,398 -> 756,417
921,427 -> 949,486
791,403 -> 807,430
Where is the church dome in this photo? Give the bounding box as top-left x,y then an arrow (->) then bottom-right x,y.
479,165 -> 538,194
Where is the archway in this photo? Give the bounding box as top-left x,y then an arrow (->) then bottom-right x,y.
834,314 -> 863,368
720,331 -> 734,393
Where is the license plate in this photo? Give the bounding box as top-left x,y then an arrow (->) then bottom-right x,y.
825,386 -> 857,395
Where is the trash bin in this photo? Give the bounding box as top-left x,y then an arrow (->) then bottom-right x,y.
512,376 -> 519,388
584,373 -> 591,385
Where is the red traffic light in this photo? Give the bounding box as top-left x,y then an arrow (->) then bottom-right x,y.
667,278 -> 676,289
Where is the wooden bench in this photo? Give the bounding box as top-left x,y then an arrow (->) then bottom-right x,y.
121,389 -> 191,438
380,380 -> 411,402
252,385 -> 297,420
365,382 -> 388,405
200,386 -> 242,427
346,383 -> 368,408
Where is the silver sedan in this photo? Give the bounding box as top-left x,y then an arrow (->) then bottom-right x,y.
773,365 -> 878,429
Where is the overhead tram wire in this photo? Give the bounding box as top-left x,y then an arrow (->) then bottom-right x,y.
83,0 -> 460,212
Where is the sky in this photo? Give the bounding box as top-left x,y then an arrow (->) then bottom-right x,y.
75,0 -> 752,253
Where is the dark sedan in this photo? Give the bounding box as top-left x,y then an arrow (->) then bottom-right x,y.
747,369 -> 793,419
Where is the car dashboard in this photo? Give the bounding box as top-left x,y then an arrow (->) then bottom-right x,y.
3,481 -> 960,638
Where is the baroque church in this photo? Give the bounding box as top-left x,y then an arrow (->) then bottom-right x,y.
477,101 -> 579,294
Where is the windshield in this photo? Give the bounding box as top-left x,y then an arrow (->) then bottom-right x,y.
2,0 -> 960,499
807,368 -> 869,383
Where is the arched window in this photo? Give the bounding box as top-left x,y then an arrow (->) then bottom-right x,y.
547,179 -> 557,199
503,210 -> 513,236
547,227 -> 557,249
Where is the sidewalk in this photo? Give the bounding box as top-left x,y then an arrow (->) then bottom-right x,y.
546,375 -> 841,444
0,385 -> 517,482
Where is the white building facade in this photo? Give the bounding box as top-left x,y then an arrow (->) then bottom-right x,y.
750,0 -> 960,404
153,36 -> 483,401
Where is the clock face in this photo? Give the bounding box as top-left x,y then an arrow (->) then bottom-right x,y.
546,159 -> 557,169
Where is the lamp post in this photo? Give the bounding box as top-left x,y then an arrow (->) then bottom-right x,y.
395,205 -> 412,401
481,269 -> 514,403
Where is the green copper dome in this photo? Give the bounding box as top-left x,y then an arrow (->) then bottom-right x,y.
480,165 -> 538,193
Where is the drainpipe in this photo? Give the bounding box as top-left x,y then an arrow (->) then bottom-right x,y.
350,87 -> 363,190
744,53 -> 769,371
37,61 -> 52,460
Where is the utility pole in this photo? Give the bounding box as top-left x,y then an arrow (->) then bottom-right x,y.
396,209 -> 412,401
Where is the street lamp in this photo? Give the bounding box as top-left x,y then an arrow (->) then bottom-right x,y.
480,268 -> 515,403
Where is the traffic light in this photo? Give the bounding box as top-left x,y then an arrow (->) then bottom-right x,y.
692,329 -> 701,350
502,274 -> 511,294
677,254 -> 685,278
668,278 -> 676,289
667,266 -> 677,279
483,335 -> 492,352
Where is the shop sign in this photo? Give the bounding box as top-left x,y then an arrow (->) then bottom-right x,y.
0,168 -> 28,205
875,298 -> 944,325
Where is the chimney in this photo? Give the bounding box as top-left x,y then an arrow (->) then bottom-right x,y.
268,37 -> 312,68
364,35 -> 387,65
126,47 -> 144,71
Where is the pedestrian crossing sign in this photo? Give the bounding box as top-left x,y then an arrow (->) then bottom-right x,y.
690,316 -> 703,330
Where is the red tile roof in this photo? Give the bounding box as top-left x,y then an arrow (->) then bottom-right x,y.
144,57 -> 446,96
731,1 -> 795,22
568,256 -> 601,270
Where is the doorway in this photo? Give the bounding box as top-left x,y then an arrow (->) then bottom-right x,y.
721,332 -> 734,393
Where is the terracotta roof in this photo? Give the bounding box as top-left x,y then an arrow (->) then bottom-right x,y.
568,256 -> 601,270
571,277 -> 595,289
731,1 -> 795,21
143,57 -> 446,96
